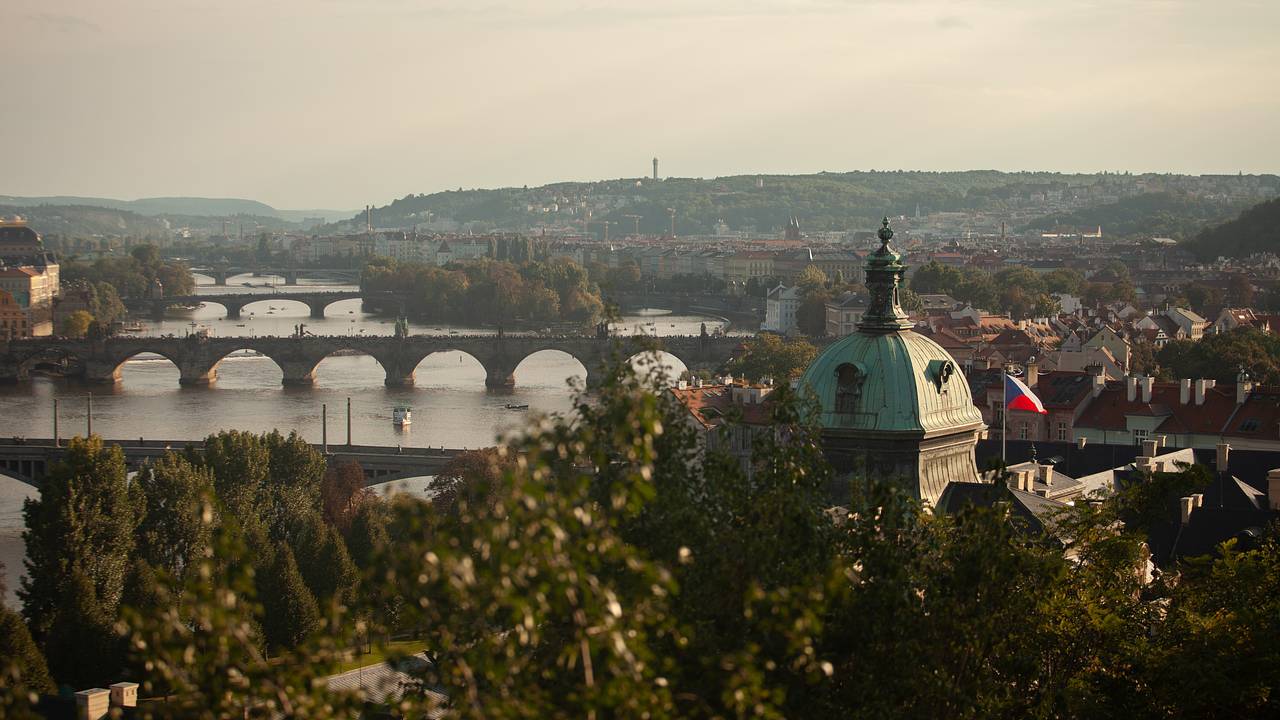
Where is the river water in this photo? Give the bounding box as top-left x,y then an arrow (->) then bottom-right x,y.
0,273 -> 739,606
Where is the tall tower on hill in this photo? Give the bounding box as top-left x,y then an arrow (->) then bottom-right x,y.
652,157 -> 659,180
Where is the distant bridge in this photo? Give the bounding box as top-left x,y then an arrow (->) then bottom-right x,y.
0,437 -> 468,489
123,290 -> 384,320
0,333 -> 750,388
189,266 -> 362,286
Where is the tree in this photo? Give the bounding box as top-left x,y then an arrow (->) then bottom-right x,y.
61,310 -> 92,338
1227,273 -> 1255,307
727,333 -> 818,381
1043,268 -> 1085,296
20,436 -> 135,685
796,265 -> 828,296
797,292 -> 830,336
257,543 -> 321,652
909,261 -> 962,295
135,453 -> 216,583
321,461 -> 368,532
0,561 -> 54,711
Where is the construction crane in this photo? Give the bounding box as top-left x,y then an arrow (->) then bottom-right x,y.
623,214 -> 642,236
666,208 -> 676,237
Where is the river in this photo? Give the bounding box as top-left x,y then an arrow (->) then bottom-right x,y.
0,272 -> 741,607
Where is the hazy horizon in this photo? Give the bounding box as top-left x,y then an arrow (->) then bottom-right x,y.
4,0 -> 1277,209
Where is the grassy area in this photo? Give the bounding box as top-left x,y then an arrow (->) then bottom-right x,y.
328,639 -> 425,675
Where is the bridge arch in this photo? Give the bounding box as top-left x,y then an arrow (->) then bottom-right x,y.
188,346 -> 287,388
92,347 -> 185,385
409,349 -> 490,389
287,346 -> 395,388
15,345 -> 84,381
512,348 -> 592,389
235,297 -> 312,318
626,349 -> 691,386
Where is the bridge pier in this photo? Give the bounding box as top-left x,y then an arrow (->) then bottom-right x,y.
284,270 -> 298,286
178,363 -> 217,386
83,361 -> 123,384
213,271 -> 228,286
484,363 -> 516,389
149,301 -> 167,321
308,302 -> 326,319
280,361 -> 317,386
224,303 -> 244,320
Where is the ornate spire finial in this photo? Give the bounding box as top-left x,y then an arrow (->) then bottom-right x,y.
857,217 -> 913,334
878,216 -> 894,246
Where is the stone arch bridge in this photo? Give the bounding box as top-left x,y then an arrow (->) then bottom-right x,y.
0,333 -> 748,388
124,291 -> 376,320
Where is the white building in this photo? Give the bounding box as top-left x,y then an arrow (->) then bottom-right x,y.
762,284 -> 802,334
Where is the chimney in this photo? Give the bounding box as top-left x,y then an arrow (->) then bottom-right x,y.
1180,378 -> 1192,404
1140,376 -> 1154,403
76,689 -> 110,720
1237,370 -> 1253,405
1076,436 -> 1087,449
1091,370 -> 1106,398
1267,469 -> 1280,511
1126,376 -> 1138,402
1026,359 -> 1039,388
1194,378 -> 1208,405
1135,456 -> 1154,473
1155,434 -> 1168,448
1179,496 -> 1195,525
1216,442 -> 1230,472
109,682 -> 138,709
1039,463 -> 1053,486
1141,439 -> 1158,458
1193,493 -> 1204,508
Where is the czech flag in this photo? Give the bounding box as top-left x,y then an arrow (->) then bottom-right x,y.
1005,374 -> 1048,414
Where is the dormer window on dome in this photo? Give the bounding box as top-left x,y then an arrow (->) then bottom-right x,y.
835,362 -> 865,414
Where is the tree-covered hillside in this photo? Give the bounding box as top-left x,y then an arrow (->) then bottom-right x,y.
340,171 -> 1113,235
335,171 -> 1278,237
1020,191 -> 1252,240
1184,195 -> 1280,260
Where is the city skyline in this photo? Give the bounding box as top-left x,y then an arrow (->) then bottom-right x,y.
3,0 -> 1278,209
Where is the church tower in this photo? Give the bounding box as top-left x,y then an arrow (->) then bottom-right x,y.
800,218 -> 986,504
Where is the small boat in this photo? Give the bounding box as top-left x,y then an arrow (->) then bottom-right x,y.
235,324 -> 246,328
505,403 -> 529,411
393,406 -> 412,426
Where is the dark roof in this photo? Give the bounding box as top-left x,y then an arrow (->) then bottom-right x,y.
1034,371 -> 1094,409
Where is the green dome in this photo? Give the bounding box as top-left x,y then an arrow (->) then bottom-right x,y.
800,329 -> 984,436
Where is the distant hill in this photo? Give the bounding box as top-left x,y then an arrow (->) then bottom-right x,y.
1020,192 -> 1252,240
1184,196 -> 1280,261
330,171 -> 1279,237
0,195 -> 353,223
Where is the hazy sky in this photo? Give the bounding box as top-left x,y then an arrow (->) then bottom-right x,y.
3,0 -> 1277,209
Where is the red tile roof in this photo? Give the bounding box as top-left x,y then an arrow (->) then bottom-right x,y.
1075,380 -> 1237,435
669,384 -> 775,428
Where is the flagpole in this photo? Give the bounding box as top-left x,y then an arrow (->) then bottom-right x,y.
1001,368 -> 1007,465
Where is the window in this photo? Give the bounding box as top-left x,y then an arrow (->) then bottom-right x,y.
994,406 -> 1004,429
1133,428 -> 1149,445
835,363 -> 864,414
1239,418 -> 1261,432
1019,423 -> 1029,440
1056,421 -> 1069,442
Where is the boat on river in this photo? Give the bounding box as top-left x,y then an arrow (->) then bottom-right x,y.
393,406 -> 412,426
504,403 -> 529,411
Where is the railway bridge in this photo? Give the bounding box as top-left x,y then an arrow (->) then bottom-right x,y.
0,437 -> 467,489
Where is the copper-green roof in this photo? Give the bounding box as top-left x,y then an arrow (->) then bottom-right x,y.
800,330 -> 985,436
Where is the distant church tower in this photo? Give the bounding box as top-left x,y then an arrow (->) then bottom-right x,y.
799,218 -> 987,504
652,157 -> 659,180
785,215 -> 802,241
